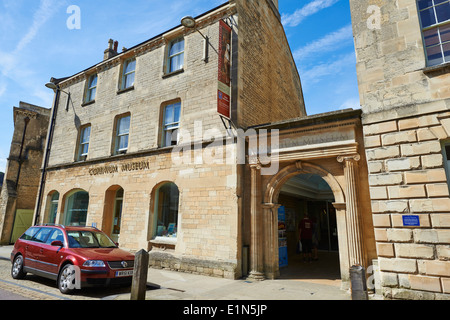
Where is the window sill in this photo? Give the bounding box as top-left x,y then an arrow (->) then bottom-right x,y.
81,100 -> 95,107
113,150 -> 128,156
150,237 -> 177,248
162,68 -> 184,79
117,86 -> 134,95
151,236 -> 177,243
423,62 -> 450,77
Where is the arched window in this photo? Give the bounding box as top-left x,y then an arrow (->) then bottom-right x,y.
154,183 -> 179,239
64,191 -> 89,226
47,192 -> 60,224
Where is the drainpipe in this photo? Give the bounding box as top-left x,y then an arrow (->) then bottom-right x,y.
34,79 -> 62,226
15,116 -> 31,190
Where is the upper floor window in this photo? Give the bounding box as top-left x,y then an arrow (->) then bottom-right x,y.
77,125 -> 91,161
167,38 -> 184,73
85,74 -> 97,102
121,58 -> 136,89
443,142 -> 450,188
115,114 -> 130,154
162,102 -> 181,147
418,0 -> 450,66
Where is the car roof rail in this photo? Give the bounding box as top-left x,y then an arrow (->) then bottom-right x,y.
85,225 -> 99,230
41,223 -> 66,228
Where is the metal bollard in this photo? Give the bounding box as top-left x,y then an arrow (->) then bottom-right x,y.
350,265 -> 368,300
131,249 -> 149,300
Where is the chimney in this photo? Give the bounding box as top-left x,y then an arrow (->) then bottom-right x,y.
104,39 -> 119,60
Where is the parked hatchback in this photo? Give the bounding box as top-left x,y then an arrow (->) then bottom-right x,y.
11,224 -> 135,294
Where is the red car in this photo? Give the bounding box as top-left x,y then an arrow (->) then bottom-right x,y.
11,224 -> 135,294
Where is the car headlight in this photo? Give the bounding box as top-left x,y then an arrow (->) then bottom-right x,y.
83,260 -> 106,267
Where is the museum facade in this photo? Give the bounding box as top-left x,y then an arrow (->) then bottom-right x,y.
1,0 -> 447,299
23,0 -> 379,290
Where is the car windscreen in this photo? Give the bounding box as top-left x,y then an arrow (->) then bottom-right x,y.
67,230 -> 117,248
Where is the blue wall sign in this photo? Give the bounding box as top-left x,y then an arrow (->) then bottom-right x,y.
402,215 -> 420,227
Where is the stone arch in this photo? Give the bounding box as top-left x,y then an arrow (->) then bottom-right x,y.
259,160 -> 351,283
264,160 -> 345,205
102,185 -> 124,241
60,188 -> 89,226
43,190 -> 60,224
148,181 -> 180,243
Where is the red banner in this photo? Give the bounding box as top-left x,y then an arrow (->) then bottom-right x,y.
218,20 -> 232,119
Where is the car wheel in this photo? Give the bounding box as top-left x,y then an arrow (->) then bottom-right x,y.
11,254 -> 27,279
58,264 -> 77,294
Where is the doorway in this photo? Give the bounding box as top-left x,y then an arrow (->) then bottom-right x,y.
111,188 -> 124,243
277,173 -> 341,282
103,186 -> 124,243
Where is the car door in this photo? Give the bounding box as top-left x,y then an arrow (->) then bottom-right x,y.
38,228 -> 66,279
19,227 -> 41,271
30,227 -> 54,276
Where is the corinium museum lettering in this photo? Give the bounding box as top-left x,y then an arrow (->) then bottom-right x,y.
88,160 -> 150,176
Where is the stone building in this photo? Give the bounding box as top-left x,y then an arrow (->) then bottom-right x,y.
350,0 -> 450,299
0,102 -> 50,244
33,0 -> 308,280
31,0 -> 380,289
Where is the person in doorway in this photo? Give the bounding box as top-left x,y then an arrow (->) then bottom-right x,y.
311,215 -> 319,261
298,212 -> 313,263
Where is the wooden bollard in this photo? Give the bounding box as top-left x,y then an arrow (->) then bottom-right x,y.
131,249 -> 149,300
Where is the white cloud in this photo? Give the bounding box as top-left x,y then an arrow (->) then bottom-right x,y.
0,82 -> 6,98
0,50 -> 18,77
0,1 -> 60,107
0,148 -> 8,173
293,24 -> 353,62
282,0 -> 340,27
339,97 -> 361,110
15,0 -> 64,53
300,51 -> 356,85
0,159 -> 6,173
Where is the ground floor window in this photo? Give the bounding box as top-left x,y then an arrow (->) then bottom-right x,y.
154,182 -> 179,239
64,191 -> 89,226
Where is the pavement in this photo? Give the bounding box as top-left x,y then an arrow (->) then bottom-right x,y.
0,245 -> 354,300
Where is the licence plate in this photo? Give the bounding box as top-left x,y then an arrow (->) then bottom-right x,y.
115,270 -> 133,277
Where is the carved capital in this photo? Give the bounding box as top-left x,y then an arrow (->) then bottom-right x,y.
249,158 -> 262,170
261,203 -> 281,210
337,153 -> 360,163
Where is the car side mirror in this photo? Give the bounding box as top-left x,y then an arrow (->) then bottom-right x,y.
51,240 -> 64,247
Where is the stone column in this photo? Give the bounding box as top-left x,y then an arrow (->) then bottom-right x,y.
337,154 -> 366,268
262,203 -> 280,280
248,162 -> 265,280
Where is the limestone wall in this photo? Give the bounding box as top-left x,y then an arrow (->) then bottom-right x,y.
350,0 -> 450,299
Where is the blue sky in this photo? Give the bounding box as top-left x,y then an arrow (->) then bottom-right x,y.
0,0 -> 359,172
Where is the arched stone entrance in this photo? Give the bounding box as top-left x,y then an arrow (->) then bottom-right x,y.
262,160 -> 351,282
245,110 -> 376,289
